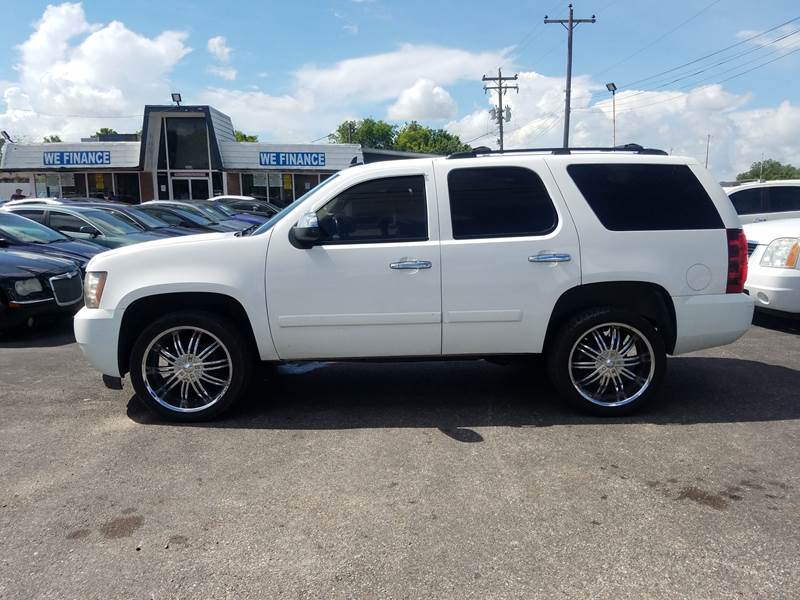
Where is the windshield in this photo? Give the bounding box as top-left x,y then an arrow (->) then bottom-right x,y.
82,210 -> 141,235
208,202 -> 237,217
124,207 -> 171,229
0,211 -> 68,243
161,206 -> 215,226
170,203 -> 221,224
249,174 -> 340,236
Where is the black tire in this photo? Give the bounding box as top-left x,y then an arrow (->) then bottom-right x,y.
129,310 -> 252,422
546,307 -> 666,416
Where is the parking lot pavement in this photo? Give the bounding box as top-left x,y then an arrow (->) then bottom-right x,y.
0,319 -> 798,599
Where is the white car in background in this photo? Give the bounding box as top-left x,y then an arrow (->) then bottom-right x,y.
725,180 -> 800,224
743,218 -> 800,316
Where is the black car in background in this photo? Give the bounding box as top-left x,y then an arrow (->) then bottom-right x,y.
3,205 -> 165,249
143,201 -> 251,232
0,212 -> 105,273
136,203 -> 234,233
73,201 -> 199,237
209,195 -> 282,217
0,249 -> 84,330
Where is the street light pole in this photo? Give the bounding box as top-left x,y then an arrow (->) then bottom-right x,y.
606,82 -> 617,147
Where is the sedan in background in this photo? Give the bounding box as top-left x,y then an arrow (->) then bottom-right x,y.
0,211 -> 106,273
135,204 -> 228,233
74,201 -> 199,237
0,249 -> 84,330
191,198 -> 271,225
141,201 -> 249,232
3,205 -> 164,249
743,218 -> 800,317
209,195 -> 281,218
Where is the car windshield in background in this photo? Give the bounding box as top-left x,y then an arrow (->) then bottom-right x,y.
191,204 -> 230,221
163,206 -> 215,226
0,212 -> 68,243
124,208 -> 172,229
249,174 -> 340,236
82,210 -> 142,235
209,202 -> 237,217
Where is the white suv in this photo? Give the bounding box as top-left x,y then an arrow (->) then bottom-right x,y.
725,180 -> 800,224
74,147 -> 754,420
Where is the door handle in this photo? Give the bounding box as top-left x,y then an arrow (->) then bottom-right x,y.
529,253 -> 571,263
390,260 -> 432,270
754,218 -> 767,222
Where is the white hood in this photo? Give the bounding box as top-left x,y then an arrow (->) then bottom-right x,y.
743,218 -> 800,245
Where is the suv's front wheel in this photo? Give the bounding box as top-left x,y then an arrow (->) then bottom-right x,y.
129,311 -> 252,421
547,308 -> 666,416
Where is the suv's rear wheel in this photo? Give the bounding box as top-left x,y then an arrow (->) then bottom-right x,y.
129,311 -> 251,421
547,308 -> 665,416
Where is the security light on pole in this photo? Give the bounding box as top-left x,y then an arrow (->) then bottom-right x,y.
171,93 -> 182,106
606,82 -> 617,147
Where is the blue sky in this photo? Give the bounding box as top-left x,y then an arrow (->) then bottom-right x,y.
1,1 -> 799,177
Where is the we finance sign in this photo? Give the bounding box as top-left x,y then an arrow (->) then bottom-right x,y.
259,152 -> 326,167
43,151 -> 111,167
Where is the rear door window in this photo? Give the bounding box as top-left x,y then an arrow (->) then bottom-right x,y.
567,163 -> 724,230
728,188 -> 765,215
766,186 -> 800,213
49,212 -> 89,233
447,166 -> 558,239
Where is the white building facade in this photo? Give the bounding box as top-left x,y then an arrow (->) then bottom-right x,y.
0,104 -> 362,206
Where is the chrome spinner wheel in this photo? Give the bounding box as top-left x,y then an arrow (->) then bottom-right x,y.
567,322 -> 656,408
141,326 -> 233,413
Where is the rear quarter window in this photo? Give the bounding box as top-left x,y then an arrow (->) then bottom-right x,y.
567,163 -> 724,231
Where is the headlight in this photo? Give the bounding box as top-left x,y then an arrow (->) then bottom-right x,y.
14,278 -> 43,296
84,271 -> 107,308
760,238 -> 800,268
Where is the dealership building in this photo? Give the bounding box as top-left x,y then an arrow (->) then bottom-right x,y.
0,104 -> 366,205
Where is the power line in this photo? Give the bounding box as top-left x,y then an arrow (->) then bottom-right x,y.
482,68 -> 519,150
620,15 -> 800,89
544,3 -> 597,147
596,0 -> 724,77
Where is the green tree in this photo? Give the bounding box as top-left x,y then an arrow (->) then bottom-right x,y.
94,127 -> 118,137
394,121 -> 470,155
234,130 -> 258,142
328,118 -> 396,149
736,159 -> 800,181
42,134 -> 62,143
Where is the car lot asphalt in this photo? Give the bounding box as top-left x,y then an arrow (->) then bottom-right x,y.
1,314 -> 799,599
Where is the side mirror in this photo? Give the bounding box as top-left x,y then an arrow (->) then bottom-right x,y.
79,225 -> 100,237
291,212 -> 322,248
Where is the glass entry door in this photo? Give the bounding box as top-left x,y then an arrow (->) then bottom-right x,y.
172,178 -> 210,200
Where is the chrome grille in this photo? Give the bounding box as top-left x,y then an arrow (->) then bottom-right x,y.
747,241 -> 758,257
49,270 -> 82,306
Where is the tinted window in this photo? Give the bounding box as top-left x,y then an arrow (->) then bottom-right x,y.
567,164 -> 723,231
447,167 -> 557,239
49,212 -> 89,233
316,176 -> 427,243
767,186 -> 800,213
0,212 -> 67,242
729,188 -> 764,215
13,209 -> 46,224
166,118 -> 209,170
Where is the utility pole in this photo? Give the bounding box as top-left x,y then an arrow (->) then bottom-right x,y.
482,68 -> 518,151
705,134 -> 711,168
545,3 -> 596,148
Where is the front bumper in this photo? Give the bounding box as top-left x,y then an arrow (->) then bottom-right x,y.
744,264 -> 800,315
1,298 -> 81,330
73,307 -> 123,377
672,293 -> 754,355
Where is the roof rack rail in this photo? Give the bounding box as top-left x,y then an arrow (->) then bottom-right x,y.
447,143 -> 668,159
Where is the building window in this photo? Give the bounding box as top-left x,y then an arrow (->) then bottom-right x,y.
114,173 -> 141,203
212,172 -> 224,197
166,117 -> 209,170
242,173 -> 267,199
60,173 -> 87,198
157,173 -> 169,200
295,173 -> 320,197
87,173 -> 113,199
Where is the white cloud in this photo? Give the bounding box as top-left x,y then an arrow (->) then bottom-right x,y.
446,72 -> 800,179
387,78 -> 457,120
737,25 -> 800,51
208,65 -> 237,81
207,35 -> 231,61
0,2 -> 190,141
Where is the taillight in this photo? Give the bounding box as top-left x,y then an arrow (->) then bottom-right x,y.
726,228 -> 748,293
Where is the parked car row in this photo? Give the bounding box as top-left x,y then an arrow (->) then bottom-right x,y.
0,195 -> 273,330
